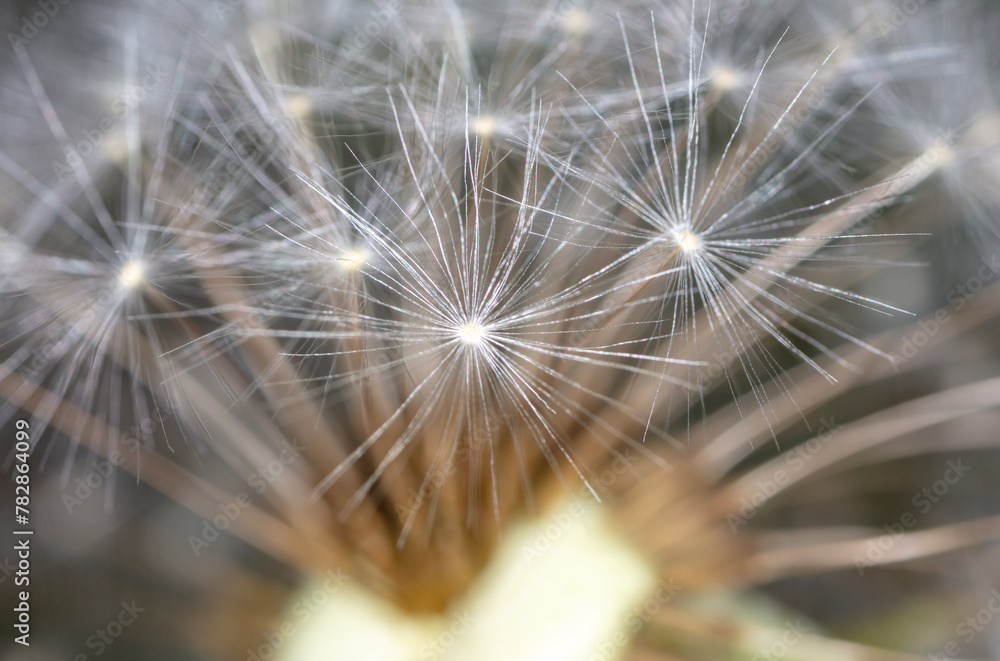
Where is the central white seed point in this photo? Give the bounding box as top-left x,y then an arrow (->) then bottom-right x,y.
459,322 -> 485,345
711,66 -> 741,93
338,248 -> 367,271
563,8 -> 592,36
284,93 -> 312,120
676,231 -> 701,253
924,138 -> 955,171
474,115 -> 498,138
118,259 -> 145,290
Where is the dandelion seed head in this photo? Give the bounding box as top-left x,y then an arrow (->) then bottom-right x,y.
13,3 -> 1000,658
117,258 -> 146,290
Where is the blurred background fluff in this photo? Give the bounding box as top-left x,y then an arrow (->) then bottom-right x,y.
2,0 -> 1000,659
